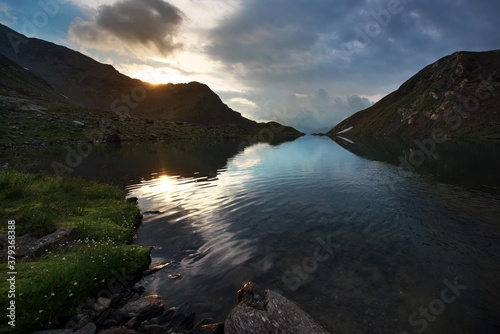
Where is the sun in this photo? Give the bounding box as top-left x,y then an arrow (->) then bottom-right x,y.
129,67 -> 188,85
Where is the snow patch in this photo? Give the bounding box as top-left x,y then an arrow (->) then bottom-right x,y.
337,126 -> 353,135
337,136 -> 354,144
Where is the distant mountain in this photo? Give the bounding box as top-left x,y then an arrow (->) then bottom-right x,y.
0,24 -> 276,127
329,50 -> 500,139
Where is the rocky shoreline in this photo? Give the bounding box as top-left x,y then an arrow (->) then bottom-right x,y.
27,197 -> 225,334
55,274 -> 225,334
34,275 -> 331,334
28,245 -> 225,334
30,198 -> 330,334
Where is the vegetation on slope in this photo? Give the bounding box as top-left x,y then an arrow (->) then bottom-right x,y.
0,171 -> 150,333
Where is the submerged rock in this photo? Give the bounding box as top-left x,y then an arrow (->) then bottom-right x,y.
225,282 -> 331,334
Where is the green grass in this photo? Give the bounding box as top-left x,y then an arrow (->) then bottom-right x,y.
0,171 -> 150,333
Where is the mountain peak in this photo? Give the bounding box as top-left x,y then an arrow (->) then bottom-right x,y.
329,49 -> 500,139
0,23 -> 255,125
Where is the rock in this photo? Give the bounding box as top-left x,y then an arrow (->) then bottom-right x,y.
93,297 -> 112,314
111,291 -> 134,306
111,295 -> 165,323
142,210 -> 162,215
99,327 -> 139,334
131,283 -> 146,294
124,317 -> 140,329
100,319 -> 119,328
193,321 -> 225,334
32,330 -> 72,334
126,197 -> 138,204
106,134 -> 121,143
138,324 -> 164,334
75,322 -> 96,334
225,282 -> 331,334
168,273 -> 182,280
153,303 -> 195,332
0,228 -> 78,261
69,313 -> 92,330
72,120 -> 85,127
142,260 -> 173,276
29,228 -> 78,256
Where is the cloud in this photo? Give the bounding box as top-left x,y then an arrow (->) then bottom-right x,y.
203,0 -> 500,129
221,88 -> 371,133
0,2 -> 15,25
0,2 -> 9,16
61,0 -> 500,130
208,0 -> 500,93
69,0 -> 184,56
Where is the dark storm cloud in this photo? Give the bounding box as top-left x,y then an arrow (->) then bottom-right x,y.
207,0 -> 500,87
206,0 -> 500,129
69,0 -> 183,55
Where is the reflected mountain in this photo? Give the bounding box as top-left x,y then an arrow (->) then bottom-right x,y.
332,136 -> 500,192
70,141 -> 251,186
2,138 -> 297,187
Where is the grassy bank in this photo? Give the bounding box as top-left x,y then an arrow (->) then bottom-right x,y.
0,171 -> 150,333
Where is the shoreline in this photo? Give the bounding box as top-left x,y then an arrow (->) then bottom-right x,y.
0,170 -> 228,334
0,171 -> 151,333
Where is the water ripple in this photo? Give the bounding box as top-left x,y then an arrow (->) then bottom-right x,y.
127,137 -> 500,333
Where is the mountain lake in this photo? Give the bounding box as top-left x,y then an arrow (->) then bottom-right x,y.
9,135 -> 500,334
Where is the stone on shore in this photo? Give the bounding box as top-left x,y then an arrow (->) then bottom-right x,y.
110,295 -> 165,323
99,327 -> 139,334
225,282 -> 331,334
0,227 -> 78,261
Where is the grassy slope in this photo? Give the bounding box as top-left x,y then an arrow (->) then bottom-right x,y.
0,171 -> 150,333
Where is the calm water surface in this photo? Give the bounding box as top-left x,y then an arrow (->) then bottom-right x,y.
49,136 -> 500,333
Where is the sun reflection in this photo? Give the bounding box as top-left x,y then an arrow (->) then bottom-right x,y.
157,174 -> 175,191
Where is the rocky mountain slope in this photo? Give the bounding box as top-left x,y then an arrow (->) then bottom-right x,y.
0,23 -> 264,126
329,50 -> 500,139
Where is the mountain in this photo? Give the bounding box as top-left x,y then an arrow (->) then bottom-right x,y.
329,50 -> 500,139
0,23 -> 272,127
0,53 -> 64,102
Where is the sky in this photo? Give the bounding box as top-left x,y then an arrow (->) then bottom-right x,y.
1,0 -> 500,132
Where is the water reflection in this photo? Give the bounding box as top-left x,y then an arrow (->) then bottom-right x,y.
118,136 -> 500,333
70,141 -> 247,187
332,136 -> 500,193
12,136 -> 498,333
